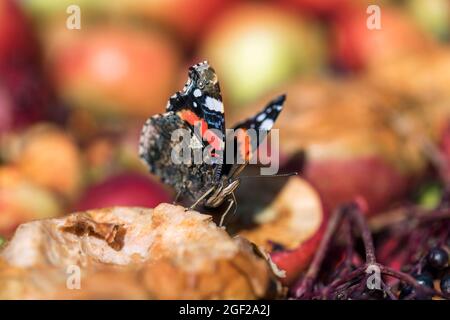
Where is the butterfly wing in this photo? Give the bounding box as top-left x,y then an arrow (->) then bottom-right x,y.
139,62 -> 226,201
167,61 -> 225,162
223,94 -> 286,178
139,112 -> 222,202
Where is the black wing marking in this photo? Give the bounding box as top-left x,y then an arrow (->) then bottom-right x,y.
223,94 -> 286,178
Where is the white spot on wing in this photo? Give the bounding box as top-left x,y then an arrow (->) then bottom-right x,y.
256,113 -> 266,122
205,96 -> 223,112
193,89 -> 202,97
260,119 -> 274,131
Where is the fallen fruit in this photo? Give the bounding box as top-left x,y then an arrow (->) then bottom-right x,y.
332,6 -> 432,70
199,2 -> 327,108
236,78 -> 426,215
75,172 -> 172,211
9,124 -> 83,199
0,204 -> 281,299
47,25 -> 181,118
236,176 -> 327,285
0,166 -> 62,237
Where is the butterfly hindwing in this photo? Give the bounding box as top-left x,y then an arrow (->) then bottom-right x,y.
139,112 -> 222,201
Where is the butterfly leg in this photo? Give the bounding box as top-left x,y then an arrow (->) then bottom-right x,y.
172,191 -> 182,205
186,186 -> 215,211
219,192 -> 237,227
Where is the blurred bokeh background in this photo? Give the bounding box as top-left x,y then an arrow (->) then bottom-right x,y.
2,0 -> 450,238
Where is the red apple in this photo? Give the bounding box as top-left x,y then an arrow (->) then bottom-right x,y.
239,177 -> 327,285
23,0 -> 231,44
75,173 -> 171,211
236,77 -> 427,216
303,157 -> 411,215
0,84 -> 14,133
122,0 -> 232,43
0,0 -> 38,69
332,6 -> 432,71
278,0 -> 352,17
47,25 -> 181,118
198,3 -> 328,108
0,0 -> 51,131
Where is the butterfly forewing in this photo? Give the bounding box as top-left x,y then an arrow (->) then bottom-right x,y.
139,62 -> 226,201
223,94 -> 286,178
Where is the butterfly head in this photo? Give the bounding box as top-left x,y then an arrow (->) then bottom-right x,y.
185,61 -> 221,100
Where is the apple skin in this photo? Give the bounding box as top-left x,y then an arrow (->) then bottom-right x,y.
0,85 -> 14,133
0,166 -> 62,237
199,3 -> 328,108
6,124 -> 83,200
235,78 -> 427,216
75,173 -> 172,211
278,0 -> 351,17
271,219 -> 326,285
303,157 -> 410,215
0,0 -> 38,68
23,0 -> 231,43
237,177 -> 327,285
47,25 -> 181,118
0,0 -> 51,131
406,0 -> 450,41
331,6 -> 432,71
122,0 -> 232,43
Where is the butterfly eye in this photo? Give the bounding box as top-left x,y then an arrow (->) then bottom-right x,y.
197,80 -> 205,89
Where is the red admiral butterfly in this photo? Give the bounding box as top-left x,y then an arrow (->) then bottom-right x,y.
139,61 -> 285,225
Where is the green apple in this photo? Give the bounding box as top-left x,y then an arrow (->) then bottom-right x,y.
199,3 -> 328,108
407,0 -> 450,41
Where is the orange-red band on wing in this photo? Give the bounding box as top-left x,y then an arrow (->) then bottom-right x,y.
236,129 -> 252,162
177,109 -> 224,152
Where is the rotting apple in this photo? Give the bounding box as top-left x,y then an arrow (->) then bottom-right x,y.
198,2 -> 328,109
236,177 -> 327,285
233,77 -> 427,216
0,166 -> 62,237
75,172 -> 171,211
5,124 -> 83,200
0,204 -> 281,299
331,6 -> 433,71
366,49 -> 450,182
46,25 -> 181,118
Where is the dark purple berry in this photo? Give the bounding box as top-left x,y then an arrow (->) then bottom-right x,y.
269,241 -> 285,252
427,247 -> 449,270
399,285 -> 413,299
440,274 -> 450,295
415,273 -> 434,289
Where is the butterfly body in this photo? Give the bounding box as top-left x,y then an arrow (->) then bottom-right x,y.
139,61 -> 285,218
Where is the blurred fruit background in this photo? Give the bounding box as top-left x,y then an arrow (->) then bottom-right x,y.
1,0 -> 450,239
